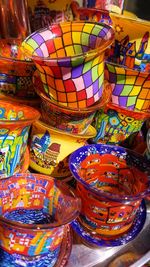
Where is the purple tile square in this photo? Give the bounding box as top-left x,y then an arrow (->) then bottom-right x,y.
33,34 -> 45,46
72,65 -> 83,79
93,79 -> 99,94
112,84 -> 124,96
83,71 -> 93,87
89,35 -> 97,49
119,96 -> 127,107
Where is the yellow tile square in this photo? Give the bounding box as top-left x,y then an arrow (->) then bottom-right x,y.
125,76 -> 136,84
65,46 -> 75,57
129,86 -> 141,96
72,32 -> 81,44
135,99 -> 145,110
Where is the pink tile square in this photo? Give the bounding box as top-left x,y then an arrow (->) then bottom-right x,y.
112,95 -> 119,105
61,67 -> 71,80
73,76 -> 85,91
40,43 -> 49,57
40,30 -> 54,41
86,85 -> 93,99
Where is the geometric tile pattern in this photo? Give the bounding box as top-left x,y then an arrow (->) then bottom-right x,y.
22,21 -> 114,108
105,62 -> 150,111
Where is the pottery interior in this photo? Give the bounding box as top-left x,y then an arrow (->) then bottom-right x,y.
0,173 -> 80,260
69,144 -> 150,237
29,119 -> 96,175
92,102 -> 150,144
0,39 -> 37,99
0,100 -> 40,178
21,21 -> 114,108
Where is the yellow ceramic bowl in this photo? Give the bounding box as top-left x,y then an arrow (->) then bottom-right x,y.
29,120 -> 96,175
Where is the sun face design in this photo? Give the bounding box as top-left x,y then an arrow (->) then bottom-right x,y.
115,24 -> 123,35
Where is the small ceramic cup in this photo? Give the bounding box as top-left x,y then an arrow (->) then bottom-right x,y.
69,144 -> 150,237
29,119 -> 96,175
21,21 -> 114,109
0,100 -> 40,178
0,173 -> 81,262
91,102 -> 150,144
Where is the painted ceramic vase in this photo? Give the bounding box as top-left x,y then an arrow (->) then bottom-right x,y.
70,1 -> 112,25
91,102 -> 150,144
21,21 -> 114,109
0,100 -> 40,178
29,119 -> 96,175
34,72 -> 111,134
85,0 -> 124,14
69,144 -> 150,237
0,173 -> 80,264
0,39 -> 37,99
27,0 -> 73,32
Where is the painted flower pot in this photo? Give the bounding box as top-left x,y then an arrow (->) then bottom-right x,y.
105,62 -> 150,111
0,100 -> 40,178
69,144 -> 150,237
29,119 -> 96,175
0,173 -> 80,265
85,0 -> 124,14
34,72 -> 111,134
21,21 -> 114,109
0,39 -> 37,99
91,102 -> 150,144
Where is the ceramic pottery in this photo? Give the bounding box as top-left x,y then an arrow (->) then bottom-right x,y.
91,102 -> 150,144
85,0 -> 124,14
109,14 -> 150,72
0,93 -> 40,109
70,1 -> 112,25
0,173 -> 80,263
34,72 -> 111,134
0,39 -> 37,99
29,119 -> 96,175
21,21 -> 114,109
28,0 -> 73,32
69,144 -> 150,237
0,100 -> 40,178
105,62 -> 150,111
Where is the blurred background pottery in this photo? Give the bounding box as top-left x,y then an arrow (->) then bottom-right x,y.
69,144 -> 150,238
33,72 -> 111,134
21,21 -> 114,109
29,119 -> 96,175
0,100 -> 40,178
91,102 -> 150,144
0,93 -> 40,108
85,0 -> 125,14
0,173 -> 80,265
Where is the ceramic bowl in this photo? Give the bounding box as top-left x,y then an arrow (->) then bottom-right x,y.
21,21 -> 114,109
0,39 -> 37,99
0,100 -> 40,178
0,173 -> 80,261
0,93 -> 40,109
91,102 -> 150,144
34,72 -> 111,134
69,144 -> 150,237
29,119 -> 96,175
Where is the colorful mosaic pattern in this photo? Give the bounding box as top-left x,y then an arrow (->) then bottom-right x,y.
92,102 -> 149,144
0,174 -> 78,257
22,21 -> 114,108
105,62 -> 150,111
0,101 -> 40,178
69,144 -> 150,237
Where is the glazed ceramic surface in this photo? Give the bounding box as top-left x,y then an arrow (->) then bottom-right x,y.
92,102 -> 150,144
0,39 -> 37,99
69,144 -> 150,237
0,101 -> 40,178
34,72 -> 111,134
71,200 -> 146,247
29,119 -> 96,175
105,62 -> 150,111
0,225 -> 72,267
22,21 -> 114,108
28,0 -> 73,31
0,173 -> 80,260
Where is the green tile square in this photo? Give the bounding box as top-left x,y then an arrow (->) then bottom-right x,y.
81,32 -> 90,46
117,74 -> 125,84
120,85 -> 133,96
83,60 -> 93,74
92,65 -> 98,82
127,96 -> 137,106
106,63 -> 116,73
72,57 -> 84,67
99,72 -> 104,87
92,25 -> 103,36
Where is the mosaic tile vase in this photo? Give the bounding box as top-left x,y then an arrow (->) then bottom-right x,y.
0,100 -> 40,178
69,144 -> 150,237
21,21 -> 114,109
91,102 -> 150,144
0,173 -> 80,264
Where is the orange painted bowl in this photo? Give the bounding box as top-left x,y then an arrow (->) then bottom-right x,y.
91,102 -> 150,144
29,119 -> 96,175
21,21 -> 114,109
0,173 -> 81,261
0,39 -> 37,99
0,93 -> 40,108
69,144 -> 150,237
0,100 -> 40,178
34,72 -> 111,134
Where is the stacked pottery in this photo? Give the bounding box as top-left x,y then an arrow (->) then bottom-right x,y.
21,20 -> 114,179
92,13 -> 150,145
